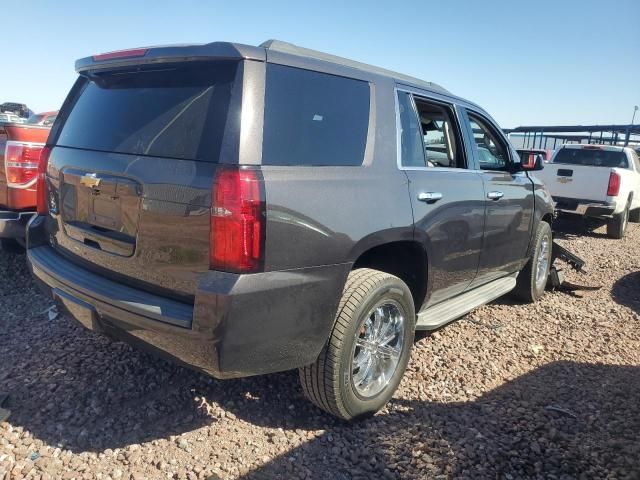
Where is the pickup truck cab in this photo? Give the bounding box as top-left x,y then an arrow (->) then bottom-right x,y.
0,119 -> 52,247
27,40 -> 554,420
536,144 -> 640,238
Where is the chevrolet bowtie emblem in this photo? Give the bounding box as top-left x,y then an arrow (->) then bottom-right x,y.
80,173 -> 101,188
557,177 -> 572,184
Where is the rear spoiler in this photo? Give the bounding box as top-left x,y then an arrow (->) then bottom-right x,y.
75,42 -> 265,73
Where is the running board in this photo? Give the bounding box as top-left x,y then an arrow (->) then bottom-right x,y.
416,274 -> 517,330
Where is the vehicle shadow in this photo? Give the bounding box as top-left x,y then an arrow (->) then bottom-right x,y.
241,361 -> 640,479
611,271 -> 640,315
3,297 -> 639,479
1,252 -> 638,478
552,215 -> 608,240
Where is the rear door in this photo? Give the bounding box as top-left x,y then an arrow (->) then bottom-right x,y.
45,60 -> 241,298
462,109 -> 534,286
396,90 -> 485,307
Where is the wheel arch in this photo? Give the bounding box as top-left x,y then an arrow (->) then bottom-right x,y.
351,239 -> 429,312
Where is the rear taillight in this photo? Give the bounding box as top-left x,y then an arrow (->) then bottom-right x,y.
4,141 -> 44,187
607,171 -> 621,197
210,167 -> 265,273
36,146 -> 51,215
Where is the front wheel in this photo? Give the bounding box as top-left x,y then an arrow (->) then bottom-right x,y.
299,268 -> 415,420
513,221 -> 552,303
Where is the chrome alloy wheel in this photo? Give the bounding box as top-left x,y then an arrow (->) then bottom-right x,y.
351,301 -> 406,398
535,234 -> 551,288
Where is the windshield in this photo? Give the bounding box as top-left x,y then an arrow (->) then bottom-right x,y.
57,61 -> 238,162
553,148 -> 627,168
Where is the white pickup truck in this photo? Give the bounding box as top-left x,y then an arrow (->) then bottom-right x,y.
535,144 -> 640,239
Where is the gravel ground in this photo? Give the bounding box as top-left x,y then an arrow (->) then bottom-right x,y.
1,217 -> 639,480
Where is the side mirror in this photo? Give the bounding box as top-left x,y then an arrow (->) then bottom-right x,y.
522,154 -> 544,171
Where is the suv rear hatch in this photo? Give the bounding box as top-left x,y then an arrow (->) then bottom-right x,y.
45,54 -> 244,300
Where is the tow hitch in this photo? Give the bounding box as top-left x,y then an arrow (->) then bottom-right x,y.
547,241 -> 599,293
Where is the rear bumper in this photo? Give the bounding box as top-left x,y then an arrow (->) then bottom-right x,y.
27,229 -> 349,379
0,210 -> 34,240
552,197 -> 616,218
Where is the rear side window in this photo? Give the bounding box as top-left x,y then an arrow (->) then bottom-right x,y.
262,64 -> 370,166
553,148 -> 628,168
56,61 -> 238,162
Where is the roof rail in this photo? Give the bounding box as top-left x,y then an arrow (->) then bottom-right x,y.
260,39 -> 449,95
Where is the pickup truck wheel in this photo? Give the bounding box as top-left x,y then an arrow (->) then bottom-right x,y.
627,208 -> 640,223
512,221 -> 552,303
607,205 -> 629,239
299,268 -> 415,421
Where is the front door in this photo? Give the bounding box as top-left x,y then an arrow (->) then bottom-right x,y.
463,109 -> 534,286
396,90 -> 485,307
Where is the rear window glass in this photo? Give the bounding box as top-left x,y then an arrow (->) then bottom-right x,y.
262,64 -> 370,166
56,62 -> 238,162
553,148 -> 627,168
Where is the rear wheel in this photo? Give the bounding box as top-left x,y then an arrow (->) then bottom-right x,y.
607,204 -> 629,239
513,221 -> 552,303
299,268 -> 415,420
628,208 -> 640,223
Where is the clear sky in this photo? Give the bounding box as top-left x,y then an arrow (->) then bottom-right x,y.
3,0 -> 638,128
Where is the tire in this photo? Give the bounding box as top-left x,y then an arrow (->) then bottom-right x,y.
299,268 -> 416,421
0,238 -> 22,253
628,208 -> 640,223
607,204 -> 629,239
512,221 -> 552,303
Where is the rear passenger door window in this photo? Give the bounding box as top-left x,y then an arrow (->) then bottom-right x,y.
397,91 -> 466,169
467,113 -> 510,171
262,64 -> 370,166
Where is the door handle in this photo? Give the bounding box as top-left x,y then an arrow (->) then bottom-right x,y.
417,192 -> 443,203
487,191 -> 504,200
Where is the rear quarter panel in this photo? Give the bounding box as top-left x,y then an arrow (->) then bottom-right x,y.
259,68 -> 414,271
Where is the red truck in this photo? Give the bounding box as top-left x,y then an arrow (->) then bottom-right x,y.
0,115 -> 55,248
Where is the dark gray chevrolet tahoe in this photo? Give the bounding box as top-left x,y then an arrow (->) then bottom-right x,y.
27,40 -> 554,420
